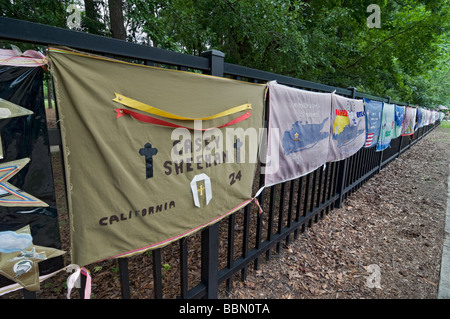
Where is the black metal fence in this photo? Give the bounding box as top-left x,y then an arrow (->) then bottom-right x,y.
0,17 -> 439,299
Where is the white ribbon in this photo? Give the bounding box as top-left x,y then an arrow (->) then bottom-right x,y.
66,265 -> 91,299
66,266 -> 81,299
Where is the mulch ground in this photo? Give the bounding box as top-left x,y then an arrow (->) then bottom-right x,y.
2,112 -> 449,299
221,125 -> 450,299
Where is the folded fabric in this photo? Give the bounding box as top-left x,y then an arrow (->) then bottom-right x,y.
426,109 -> 432,125
376,103 -> 395,151
0,59 -> 63,293
393,105 -> 405,138
415,107 -> 423,130
327,93 -> 366,162
0,48 -> 47,67
431,110 -> 437,124
264,81 -> 331,187
363,98 -> 383,148
401,107 -> 416,136
423,109 -> 431,126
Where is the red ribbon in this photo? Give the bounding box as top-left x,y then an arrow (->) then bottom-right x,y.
115,108 -> 252,131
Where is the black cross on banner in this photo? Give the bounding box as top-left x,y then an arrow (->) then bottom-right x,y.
139,142 -> 158,179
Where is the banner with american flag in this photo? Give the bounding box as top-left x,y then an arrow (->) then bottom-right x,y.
363,98 -> 382,148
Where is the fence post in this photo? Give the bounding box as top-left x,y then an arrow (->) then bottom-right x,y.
335,87 -> 357,208
202,49 -> 225,76
118,257 -> 131,299
335,159 -> 348,208
201,224 -> 220,298
199,49 -> 225,298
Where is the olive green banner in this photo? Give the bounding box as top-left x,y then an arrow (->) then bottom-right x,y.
49,48 -> 265,267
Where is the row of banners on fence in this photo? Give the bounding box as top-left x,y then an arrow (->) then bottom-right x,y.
264,81 -> 443,186
47,48 -> 444,267
0,46 -> 445,294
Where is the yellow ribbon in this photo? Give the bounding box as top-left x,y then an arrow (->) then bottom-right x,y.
113,93 -> 252,121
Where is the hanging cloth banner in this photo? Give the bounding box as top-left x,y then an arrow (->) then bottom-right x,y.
422,109 -> 430,126
376,103 -> 395,151
393,105 -> 405,139
431,110 -> 437,125
0,53 -> 64,294
263,81 -> 331,187
401,107 -> 417,136
424,109 -> 431,126
363,98 -> 382,148
415,107 -> 423,131
0,47 -> 47,68
327,93 -> 366,162
48,47 -> 265,267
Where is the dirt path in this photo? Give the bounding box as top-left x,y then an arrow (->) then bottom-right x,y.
221,126 -> 450,299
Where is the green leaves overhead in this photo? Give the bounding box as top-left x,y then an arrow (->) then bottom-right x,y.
1,0 -> 449,107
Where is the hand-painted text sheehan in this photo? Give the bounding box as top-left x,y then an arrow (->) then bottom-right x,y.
163,152 -> 228,176
99,201 -> 176,226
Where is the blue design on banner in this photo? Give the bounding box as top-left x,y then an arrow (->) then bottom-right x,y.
282,118 -> 329,155
376,103 -> 395,152
363,98 -> 383,148
265,81 -> 332,187
333,121 -> 365,148
395,105 -> 405,127
392,104 -> 405,138
327,93 -> 366,162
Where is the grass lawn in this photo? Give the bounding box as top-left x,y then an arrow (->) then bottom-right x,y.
440,121 -> 450,130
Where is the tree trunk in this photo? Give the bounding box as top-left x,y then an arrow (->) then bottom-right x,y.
83,0 -> 102,35
108,0 -> 127,40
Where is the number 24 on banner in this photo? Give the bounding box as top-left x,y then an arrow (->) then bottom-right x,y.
229,170 -> 242,186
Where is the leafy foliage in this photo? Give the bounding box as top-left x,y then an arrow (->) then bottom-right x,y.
1,0 -> 449,107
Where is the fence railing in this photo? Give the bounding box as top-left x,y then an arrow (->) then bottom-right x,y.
0,17 -> 439,299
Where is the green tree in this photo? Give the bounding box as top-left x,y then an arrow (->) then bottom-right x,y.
83,0 -> 107,35
0,0 -> 68,27
1,0 -> 449,107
